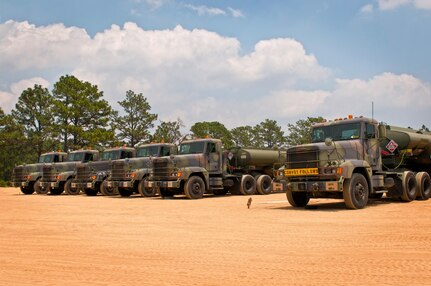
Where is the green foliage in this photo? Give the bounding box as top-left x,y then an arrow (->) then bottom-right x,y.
254,119 -> 286,148
52,75 -> 116,150
190,121 -> 234,148
12,84 -> 57,156
286,116 -> 324,146
230,125 -> 255,147
114,90 -> 158,147
152,119 -> 184,144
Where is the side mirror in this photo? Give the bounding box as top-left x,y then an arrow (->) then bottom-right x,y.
378,124 -> 387,139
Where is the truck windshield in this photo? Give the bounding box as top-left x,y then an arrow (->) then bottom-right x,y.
179,142 -> 205,154
101,150 -> 122,161
67,152 -> 84,162
137,146 -> 160,157
39,154 -> 56,163
312,123 -> 361,143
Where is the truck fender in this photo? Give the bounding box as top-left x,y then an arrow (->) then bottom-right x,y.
184,167 -> 209,190
340,160 -> 372,180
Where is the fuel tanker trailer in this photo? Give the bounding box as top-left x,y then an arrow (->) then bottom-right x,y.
144,138 -> 286,199
273,115 -> 431,209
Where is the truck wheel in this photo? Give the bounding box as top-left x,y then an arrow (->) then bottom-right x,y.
50,188 -> 63,195
400,171 -> 417,202
256,175 -> 272,195
286,190 -> 309,207
35,179 -> 48,195
415,172 -> 431,200
84,189 -> 98,196
138,179 -> 156,197
64,178 -> 80,195
20,187 -> 34,195
343,173 -> 369,209
240,174 -> 256,195
119,188 -> 133,197
100,181 -> 118,196
185,176 -> 205,199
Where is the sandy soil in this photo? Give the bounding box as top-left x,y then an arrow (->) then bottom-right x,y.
1,187 -> 430,285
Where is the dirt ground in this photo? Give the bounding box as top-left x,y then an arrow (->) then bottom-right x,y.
1,187 -> 430,285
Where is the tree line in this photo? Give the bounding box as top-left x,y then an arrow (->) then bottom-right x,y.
0,74 -> 324,185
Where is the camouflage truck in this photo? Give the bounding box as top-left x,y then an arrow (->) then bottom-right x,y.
144,138 -> 286,199
11,151 -> 67,195
273,115 -> 431,209
71,146 -> 136,196
39,149 -> 100,195
105,143 -> 177,197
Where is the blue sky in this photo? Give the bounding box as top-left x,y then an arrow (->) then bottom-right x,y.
1,0 -> 430,130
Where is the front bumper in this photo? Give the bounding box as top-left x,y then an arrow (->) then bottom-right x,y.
105,180 -> 134,188
71,182 -> 96,190
12,181 -> 30,188
288,179 -> 343,192
145,180 -> 181,189
40,181 -> 60,189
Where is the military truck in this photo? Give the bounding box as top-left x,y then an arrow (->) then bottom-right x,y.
39,149 -> 99,195
11,151 -> 67,195
71,146 -> 136,196
105,143 -> 177,197
273,115 -> 431,209
144,138 -> 285,199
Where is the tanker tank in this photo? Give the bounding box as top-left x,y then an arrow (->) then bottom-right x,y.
228,147 -> 286,176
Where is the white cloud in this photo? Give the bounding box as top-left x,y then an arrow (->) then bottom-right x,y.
377,0 -> 431,10
184,4 -> 226,16
228,7 -> 245,18
360,4 -> 374,13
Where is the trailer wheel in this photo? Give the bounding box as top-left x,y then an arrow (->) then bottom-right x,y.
64,178 -> 80,195
138,179 -> 156,197
20,187 -> 34,195
185,176 -> 205,199
35,179 -> 48,195
240,175 -> 256,195
415,172 -> 430,200
400,171 -> 417,202
343,173 -> 369,209
100,180 -> 118,196
286,190 -> 309,207
84,188 -> 98,196
256,175 -> 272,195
119,188 -> 133,197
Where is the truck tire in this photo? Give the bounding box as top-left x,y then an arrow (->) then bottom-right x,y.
286,190 -> 309,207
184,176 -> 205,199
20,186 -> 34,195
415,172 -> 430,200
138,179 -> 156,197
256,175 -> 272,195
64,178 -> 80,195
343,173 -> 369,209
35,179 -> 48,195
240,174 -> 256,195
400,171 -> 417,202
84,188 -> 98,196
100,180 -> 118,196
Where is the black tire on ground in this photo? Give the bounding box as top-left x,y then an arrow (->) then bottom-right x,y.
100,180 -> 118,196
343,173 -> 369,209
256,174 -> 272,195
184,176 -> 205,199
160,189 -> 174,198
415,172 -> 431,200
240,174 -> 256,196
138,179 -> 156,197
50,188 -> 63,195
212,189 -> 228,196
286,190 -> 309,207
64,178 -> 80,195
400,171 -> 417,202
35,179 -> 48,195
84,188 -> 98,196
118,188 -> 133,197
20,186 -> 34,195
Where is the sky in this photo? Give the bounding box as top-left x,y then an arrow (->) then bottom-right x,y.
0,0 -> 430,132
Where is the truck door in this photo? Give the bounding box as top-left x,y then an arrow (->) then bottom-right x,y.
207,142 -> 221,173
364,123 -> 381,170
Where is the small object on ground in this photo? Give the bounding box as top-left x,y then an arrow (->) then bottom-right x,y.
247,197 -> 252,209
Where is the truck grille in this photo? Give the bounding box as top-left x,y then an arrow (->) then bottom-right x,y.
42,165 -> 56,182
12,166 -> 25,182
152,158 -> 173,180
111,161 -> 127,181
286,147 -> 319,169
76,165 -> 91,182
